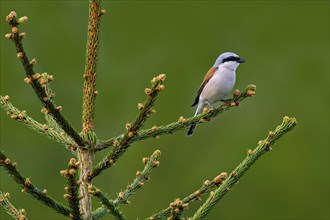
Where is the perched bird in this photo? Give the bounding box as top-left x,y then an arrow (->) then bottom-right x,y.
187,52 -> 245,136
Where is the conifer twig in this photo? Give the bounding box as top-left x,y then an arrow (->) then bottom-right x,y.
89,75 -> 166,180
0,95 -> 77,150
149,172 -> 227,219
4,11 -> 86,149
88,186 -> 126,220
60,158 -> 82,220
92,150 -> 161,219
114,149 -> 161,205
0,151 -> 70,217
78,1 -> 105,219
0,191 -> 27,220
94,84 -> 256,152
190,116 -> 297,220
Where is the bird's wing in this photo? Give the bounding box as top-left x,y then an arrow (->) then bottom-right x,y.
191,66 -> 218,107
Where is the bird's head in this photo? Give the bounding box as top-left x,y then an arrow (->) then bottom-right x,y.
213,52 -> 245,70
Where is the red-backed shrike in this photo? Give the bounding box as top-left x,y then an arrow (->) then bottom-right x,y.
187,52 -> 245,136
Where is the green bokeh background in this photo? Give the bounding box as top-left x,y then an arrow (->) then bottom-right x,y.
0,1 -> 329,219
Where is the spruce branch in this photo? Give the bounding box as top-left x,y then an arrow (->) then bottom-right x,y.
79,0 -> 105,219
4,11 -> 86,149
0,95 -> 77,150
82,0 -> 105,135
92,150 -> 161,219
190,116 -> 297,220
0,151 -> 70,217
114,149 -> 161,205
94,84 -> 256,152
89,75 -> 166,180
88,186 -> 126,220
60,158 -> 82,220
149,172 -> 227,219
0,191 -> 27,220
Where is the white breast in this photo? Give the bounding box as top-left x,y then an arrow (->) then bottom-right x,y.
200,67 -> 236,104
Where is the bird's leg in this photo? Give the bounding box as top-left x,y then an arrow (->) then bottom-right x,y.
205,100 -> 216,111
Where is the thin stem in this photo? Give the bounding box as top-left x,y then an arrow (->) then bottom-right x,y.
89,186 -> 126,220
79,0 -> 104,219
0,151 -> 70,217
191,116 -> 297,220
0,95 -> 77,150
89,75 -> 166,180
5,11 -> 86,149
94,84 -> 256,152
0,191 -> 27,220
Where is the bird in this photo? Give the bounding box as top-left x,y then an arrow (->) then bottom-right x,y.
187,52 -> 245,136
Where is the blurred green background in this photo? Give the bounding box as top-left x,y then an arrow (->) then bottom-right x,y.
1,1 -> 329,219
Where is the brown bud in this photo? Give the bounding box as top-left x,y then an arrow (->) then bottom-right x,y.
151,126 -> 157,132
4,158 -> 11,164
137,102 -> 144,110
10,114 -> 18,119
4,192 -> 10,198
39,78 -> 47,85
136,171 -> 141,176
17,52 -> 23,59
12,162 -> 17,167
149,109 -> 156,114
60,170 -> 68,176
268,131 -> 274,137
12,27 -> 18,34
246,90 -> 255,96
157,84 -> 165,91
178,116 -> 187,123
42,189 -> 48,194
32,73 -> 41,80
233,89 -> 240,97
94,90 -> 99,95
144,88 -> 152,95
41,108 -> 49,114
24,178 -> 31,186
125,123 -> 131,131
152,160 -> 160,167
247,149 -> 253,155
113,139 -> 119,146
47,75 -> 54,81
42,124 -> 48,130
100,9 -> 106,15
128,131 -> 134,138
142,157 -> 149,164
4,95 -> 10,101
69,158 -> 76,166
108,159 -> 114,164
63,194 -> 71,199
30,58 -> 36,66
68,168 -> 76,175
19,32 -> 26,39
56,106 -> 62,111
5,33 -> 12,39
21,188 -> 26,193
24,77 -> 32,84
157,73 -> 166,82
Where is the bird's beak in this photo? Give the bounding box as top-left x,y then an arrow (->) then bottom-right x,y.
237,58 -> 245,63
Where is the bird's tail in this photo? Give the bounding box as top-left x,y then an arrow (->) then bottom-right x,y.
187,103 -> 204,136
